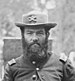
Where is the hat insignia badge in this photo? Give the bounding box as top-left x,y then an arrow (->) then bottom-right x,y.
28,15 -> 37,23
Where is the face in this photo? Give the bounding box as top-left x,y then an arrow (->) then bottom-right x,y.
24,27 -> 46,46
23,26 -> 48,62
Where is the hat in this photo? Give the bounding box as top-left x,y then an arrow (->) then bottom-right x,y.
15,10 -> 57,31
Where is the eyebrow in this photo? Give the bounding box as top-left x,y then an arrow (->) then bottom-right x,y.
36,30 -> 44,33
26,28 -> 44,31
25,30 -> 34,32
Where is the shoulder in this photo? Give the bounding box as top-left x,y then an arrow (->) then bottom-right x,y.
5,55 -> 23,73
47,52 -> 67,66
4,59 -> 16,73
59,53 -> 68,63
62,56 -> 75,80
59,53 -> 75,73
8,59 -> 16,66
7,55 -> 23,66
49,52 -> 68,63
59,53 -> 74,67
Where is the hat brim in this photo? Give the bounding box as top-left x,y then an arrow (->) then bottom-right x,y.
15,22 -> 57,30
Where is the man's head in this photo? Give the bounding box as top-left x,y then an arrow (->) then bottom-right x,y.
15,10 -> 57,63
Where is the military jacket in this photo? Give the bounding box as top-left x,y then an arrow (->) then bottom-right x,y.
3,52 -> 75,81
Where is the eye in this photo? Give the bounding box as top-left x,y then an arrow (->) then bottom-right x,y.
27,31 -> 33,34
37,31 -> 44,35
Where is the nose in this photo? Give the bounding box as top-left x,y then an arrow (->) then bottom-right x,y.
32,34 -> 38,42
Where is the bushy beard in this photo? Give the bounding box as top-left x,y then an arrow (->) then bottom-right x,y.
22,37 -> 48,63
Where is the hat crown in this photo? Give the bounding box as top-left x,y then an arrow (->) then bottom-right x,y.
22,10 -> 48,25
15,10 -> 57,30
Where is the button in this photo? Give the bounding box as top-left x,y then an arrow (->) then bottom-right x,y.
36,68 -> 39,71
32,61 -> 36,64
32,75 -> 37,80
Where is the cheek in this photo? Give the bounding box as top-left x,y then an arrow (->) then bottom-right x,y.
39,36 -> 46,43
25,38 -> 31,44
24,33 -> 32,42
24,36 -> 31,44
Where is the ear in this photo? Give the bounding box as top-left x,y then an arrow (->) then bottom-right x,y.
47,32 -> 50,38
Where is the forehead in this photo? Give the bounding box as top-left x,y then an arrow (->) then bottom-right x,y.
24,26 -> 45,32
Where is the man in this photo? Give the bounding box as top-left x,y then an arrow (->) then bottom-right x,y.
3,10 -> 75,81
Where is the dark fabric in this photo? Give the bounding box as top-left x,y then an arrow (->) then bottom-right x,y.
62,59 -> 75,81
3,53 -> 75,81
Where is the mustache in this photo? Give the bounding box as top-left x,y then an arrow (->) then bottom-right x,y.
28,42 -> 41,47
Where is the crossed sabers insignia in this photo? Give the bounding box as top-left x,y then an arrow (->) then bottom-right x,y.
28,15 -> 37,23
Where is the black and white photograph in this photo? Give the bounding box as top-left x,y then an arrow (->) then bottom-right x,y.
0,0 -> 75,81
